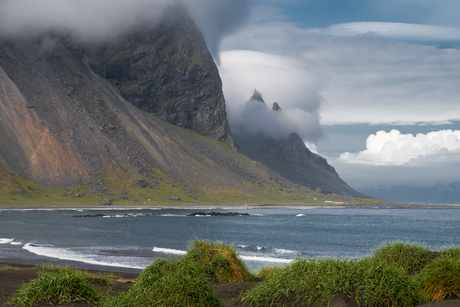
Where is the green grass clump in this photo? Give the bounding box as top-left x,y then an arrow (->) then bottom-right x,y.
371,241 -> 436,274
8,267 -> 105,306
441,246 -> 460,259
356,258 -> 426,307
182,240 -> 254,283
241,258 -> 360,306
241,257 -> 427,307
256,266 -> 284,278
108,258 -> 223,307
418,256 -> 460,302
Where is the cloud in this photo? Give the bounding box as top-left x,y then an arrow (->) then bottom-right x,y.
338,129 -> 460,165
219,50 -> 323,141
0,0 -> 179,42
220,21 -> 460,126
323,22 -> 460,46
184,0 -> 250,61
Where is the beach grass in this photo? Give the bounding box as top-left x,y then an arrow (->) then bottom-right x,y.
8,266 -> 106,306
182,240 -> 254,283
370,241 -> 437,274
418,256 -> 460,302
241,257 -> 426,307
108,258 -> 224,307
7,240 -> 460,307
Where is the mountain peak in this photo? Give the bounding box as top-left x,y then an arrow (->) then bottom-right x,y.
272,102 -> 281,111
250,89 -> 265,104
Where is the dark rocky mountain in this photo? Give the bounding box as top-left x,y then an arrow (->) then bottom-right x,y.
232,92 -> 367,198
0,5 -> 365,202
85,6 -> 230,141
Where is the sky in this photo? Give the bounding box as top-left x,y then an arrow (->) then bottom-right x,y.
209,0 -> 460,204
1,0 -> 460,204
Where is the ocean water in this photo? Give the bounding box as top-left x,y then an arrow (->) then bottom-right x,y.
1,206 -> 459,272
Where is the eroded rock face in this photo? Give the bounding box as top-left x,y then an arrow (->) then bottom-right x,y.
86,6 -> 231,141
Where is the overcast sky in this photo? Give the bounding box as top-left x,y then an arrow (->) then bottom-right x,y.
213,0 -> 460,204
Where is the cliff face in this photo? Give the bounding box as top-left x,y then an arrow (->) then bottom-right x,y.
85,6 -> 231,141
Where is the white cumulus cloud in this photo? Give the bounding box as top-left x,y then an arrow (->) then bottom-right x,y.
339,129 -> 460,165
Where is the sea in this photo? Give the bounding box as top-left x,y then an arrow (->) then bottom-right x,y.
1,206 -> 459,273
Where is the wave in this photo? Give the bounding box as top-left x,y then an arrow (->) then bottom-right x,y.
0,238 -> 14,244
152,247 -> 187,255
238,245 -> 299,254
296,214 -> 305,217
273,248 -> 300,255
158,214 -> 188,217
240,255 -> 292,263
23,243 -> 146,269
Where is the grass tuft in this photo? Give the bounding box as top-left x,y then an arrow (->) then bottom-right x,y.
8,266 -> 105,306
183,240 -> 254,283
241,256 -> 427,307
109,258 -> 223,307
356,258 -> 426,307
371,241 -> 437,274
418,257 -> 460,301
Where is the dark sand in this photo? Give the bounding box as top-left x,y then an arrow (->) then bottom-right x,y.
1,263 -> 459,307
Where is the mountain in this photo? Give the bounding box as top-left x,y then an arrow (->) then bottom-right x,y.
232,91 -> 367,198
0,5 -> 366,204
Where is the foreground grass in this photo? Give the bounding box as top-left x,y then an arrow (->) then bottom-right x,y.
8,241 -> 460,307
8,267 -> 107,306
109,258 -> 224,307
241,241 -> 460,307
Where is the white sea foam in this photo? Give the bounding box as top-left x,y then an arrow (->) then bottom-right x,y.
273,248 -> 300,254
158,214 -> 188,217
11,241 -> 22,245
23,243 -> 145,269
296,214 -> 305,217
0,238 -> 14,244
152,247 -> 187,255
240,255 -> 292,263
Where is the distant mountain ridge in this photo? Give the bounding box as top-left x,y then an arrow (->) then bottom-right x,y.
0,5 -> 366,203
232,91 -> 367,198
